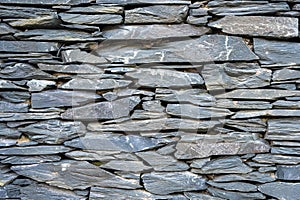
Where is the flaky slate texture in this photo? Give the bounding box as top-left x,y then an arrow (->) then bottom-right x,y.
0,0 -> 299,199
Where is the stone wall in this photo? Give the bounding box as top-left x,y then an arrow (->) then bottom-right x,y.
0,0 -> 299,199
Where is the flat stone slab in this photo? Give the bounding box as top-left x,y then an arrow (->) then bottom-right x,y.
254,38 -> 300,65
276,165 -> 300,180
202,63 -> 271,90
259,182 -> 300,200
0,146 -> 71,155
142,172 -> 207,195
102,24 -> 209,40
97,0 -> 190,4
0,0 -> 92,5
213,172 -> 275,183
266,118 -> 300,141
95,35 -> 258,64
11,160 -> 140,190
125,5 -> 188,24
175,133 -> 269,159
209,16 -> 298,38
59,13 -> 123,25
0,41 -> 58,52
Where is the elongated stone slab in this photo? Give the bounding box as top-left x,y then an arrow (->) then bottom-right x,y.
102,24 -> 210,40
175,133 -> 269,159
88,118 -> 221,132
59,13 -> 123,25
254,38 -> 300,65
273,68 -> 300,81
62,49 -> 108,64
125,5 -> 188,24
0,0 -> 92,5
15,29 -> 103,42
213,172 -> 275,183
0,146 -> 71,155
1,155 -> 61,165
66,5 -> 123,14
136,151 -> 189,171
0,112 -> 59,122
207,181 -> 257,192
31,90 -> 101,109
193,156 -> 252,174
126,69 -> 203,88
216,99 -> 272,110
101,160 -> 151,172
202,63 -> 271,90
0,23 -> 17,35
0,41 -> 58,52
208,188 -> 265,200
20,183 -> 85,200
225,118 -> 266,133
215,89 -> 300,100
18,120 -> 86,144
38,63 -> 104,74
64,132 -> 167,152
209,16 -> 298,38
142,172 -> 206,195
166,104 -> 233,119
208,1 -> 289,16
97,0 -> 190,4
266,118 -> 300,141
61,96 -> 140,120
232,109 -> 300,119
0,101 -> 28,113
259,182 -> 300,200
95,35 -> 258,64
253,154 -> 300,164
11,160 -> 140,190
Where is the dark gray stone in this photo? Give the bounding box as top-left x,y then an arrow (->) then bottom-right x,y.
253,154 -> 300,164
166,104 -> 233,119
142,172 -> 207,195
101,160 -> 152,172
15,29 -> 103,42
202,63 -> 271,90
207,181 -> 257,192
88,118 -> 221,132
20,183 -> 85,200
11,160 -> 140,190
209,16 -> 298,38
186,16 -> 211,25
184,192 -> 223,200
254,38 -> 300,65
216,89 -> 300,100
208,188 -> 265,200
136,151 -> 189,171
192,156 -> 252,174
31,89 -> 101,109
208,1 -> 289,16
95,35 -> 258,64
62,49 -> 108,64
125,5 -> 188,24
266,118 -> 300,141
0,80 -> 26,90
259,182 -> 300,200
273,68 -> 300,81
0,41 -> 58,52
126,68 -> 203,88
1,155 -> 61,165
0,165 -> 18,186
64,132 -> 167,152
273,100 -> 300,109
175,133 -> 269,159
213,172 -> 275,183
38,63 -> 104,74
216,99 -> 272,110
61,96 -> 140,120
60,78 -> 131,90
0,62 -> 53,79
59,13 -> 123,25
0,101 -> 28,113
97,0 -> 190,5
18,120 -> 86,144
156,89 -> 215,107
0,0 -> 92,5
0,112 -> 59,122
0,145 -> 71,155
66,5 -> 123,14
0,5 -> 53,18
276,165 -> 300,180
102,24 -> 210,40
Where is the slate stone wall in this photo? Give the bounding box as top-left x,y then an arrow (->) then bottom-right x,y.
0,0 -> 299,199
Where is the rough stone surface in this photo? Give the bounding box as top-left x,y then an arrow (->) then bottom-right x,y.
209,16 -> 298,38
59,13 -> 123,25
259,182 -> 300,200
0,41 -> 58,52
142,172 -> 207,195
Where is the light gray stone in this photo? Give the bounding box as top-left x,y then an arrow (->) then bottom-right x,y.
101,160 -> 151,172
213,172 -> 275,183
216,99 -> 272,110
59,13 -> 123,25
38,63 -> 104,74
208,188 -> 265,200
27,79 -> 56,92
0,40 -> 58,52
0,112 -> 59,122
266,118 -> 300,141
253,154 -> 300,164
276,165 -> 300,180
142,172 -> 207,195
202,63 -> 271,90
97,0 -> 190,5
232,109 -> 300,119
1,155 -> 61,165
62,49 -> 108,64
259,182 -> 300,200
0,145 -> 71,155
207,181 -> 257,192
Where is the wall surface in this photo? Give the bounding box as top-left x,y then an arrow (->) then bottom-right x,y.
0,0 -> 300,199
